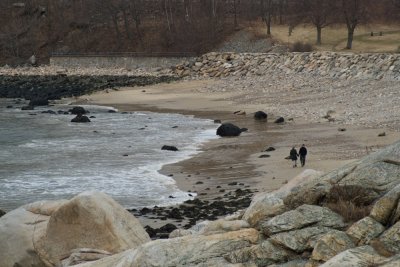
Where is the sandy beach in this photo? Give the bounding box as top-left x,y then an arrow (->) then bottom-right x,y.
75,75 -> 400,230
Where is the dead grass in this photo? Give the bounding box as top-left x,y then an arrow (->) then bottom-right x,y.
254,22 -> 400,53
324,185 -> 373,223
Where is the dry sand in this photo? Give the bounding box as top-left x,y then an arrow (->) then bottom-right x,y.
79,78 -> 400,208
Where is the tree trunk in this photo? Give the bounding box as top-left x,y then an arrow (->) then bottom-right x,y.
266,15 -> 272,36
316,26 -> 322,45
233,0 -> 238,28
346,28 -> 354,49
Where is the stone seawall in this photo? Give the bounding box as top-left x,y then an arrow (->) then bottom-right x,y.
175,52 -> 400,81
50,56 -> 195,69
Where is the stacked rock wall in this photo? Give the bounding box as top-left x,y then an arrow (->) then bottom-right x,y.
175,52 -> 400,80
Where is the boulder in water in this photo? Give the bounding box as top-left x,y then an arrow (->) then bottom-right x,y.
216,123 -> 242,137
162,145 -> 179,151
71,114 -> 91,123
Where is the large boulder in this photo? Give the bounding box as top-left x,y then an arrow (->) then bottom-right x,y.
378,220 -> 400,254
320,246 -> 387,267
369,184 -> 400,225
284,140 -> 400,209
0,200 -> 66,267
261,205 -> 346,236
226,240 -> 296,266
0,209 -> 5,217
74,229 -> 259,267
0,191 -> 150,267
216,123 -> 243,137
243,170 -> 322,227
269,226 -> 335,253
311,231 -> 355,262
35,191 -> 150,266
346,216 -> 385,246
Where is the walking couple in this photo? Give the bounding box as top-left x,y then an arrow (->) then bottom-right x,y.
290,144 -> 307,168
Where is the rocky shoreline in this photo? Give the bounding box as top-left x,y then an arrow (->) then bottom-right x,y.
2,141 -> 400,266
0,74 -> 179,101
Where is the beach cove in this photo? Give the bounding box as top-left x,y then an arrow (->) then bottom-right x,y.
2,51 -> 400,266
80,75 -> 400,231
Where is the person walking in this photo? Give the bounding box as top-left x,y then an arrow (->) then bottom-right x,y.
290,147 -> 299,168
299,144 -> 308,167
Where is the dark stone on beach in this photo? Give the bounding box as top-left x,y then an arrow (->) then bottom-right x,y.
63,112 -> 69,115
0,209 -> 5,218
214,119 -> 222,124
216,186 -> 221,188
123,154 -> 128,157
90,116 -> 96,118
172,126 -> 178,129
378,132 -> 386,137
29,98 -> 49,106
259,154 -> 270,158
264,147 -> 276,152
41,110 -> 56,114
195,181 -> 204,185
168,195 -> 176,198
274,117 -> 285,124
219,189 -> 226,192
71,114 -> 91,123
160,223 -> 177,233
108,110 -> 117,113
57,110 -> 65,114
161,145 -> 179,151
254,111 -> 268,120
21,105 -> 34,110
138,128 -> 145,130
140,207 -> 151,215
228,182 -> 238,186
216,123 -> 242,137
144,225 -> 158,238
338,128 -> 346,132
168,208 -> 183,219
6,105 -> 13,108
69,106 -> 88,115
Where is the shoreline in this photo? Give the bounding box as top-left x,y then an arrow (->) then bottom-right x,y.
80,79 -> 400,235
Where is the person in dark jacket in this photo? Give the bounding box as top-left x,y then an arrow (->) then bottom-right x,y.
290,147 -> 299,167
299,144 -> 308,167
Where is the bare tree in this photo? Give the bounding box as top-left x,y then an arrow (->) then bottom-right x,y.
302,0 -> 336,45
260,0 -> 277,36
341,0 -> 370,49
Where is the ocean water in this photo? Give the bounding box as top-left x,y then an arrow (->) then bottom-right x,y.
0,99 -> 218,211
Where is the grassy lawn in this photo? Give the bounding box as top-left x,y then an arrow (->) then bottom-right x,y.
252,23 -> 400,53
